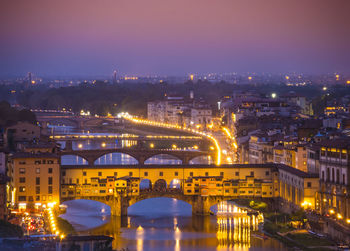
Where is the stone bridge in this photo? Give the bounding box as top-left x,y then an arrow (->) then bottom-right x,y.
59,148 -> 215,165
36,115 -> 114,128
61,191 -> 240,216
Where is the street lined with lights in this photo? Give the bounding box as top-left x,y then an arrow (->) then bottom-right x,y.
120,113 -> 222,165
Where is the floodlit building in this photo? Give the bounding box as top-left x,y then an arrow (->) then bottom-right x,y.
319,138 -> 350,222
8,152 -> 60,211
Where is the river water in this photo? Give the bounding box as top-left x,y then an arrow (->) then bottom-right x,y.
51,125 -> 285,250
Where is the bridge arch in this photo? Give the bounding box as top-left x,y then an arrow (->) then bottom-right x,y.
94,152 -> 139,165
189,155 -> 213,165
139,179 -> 152,190
169,179 -> 182,189
61,199 -> 111,216
128,197 -> 192,216
144,154 -> 182,165
153,179 -> 167,191
61,154 -> 89,165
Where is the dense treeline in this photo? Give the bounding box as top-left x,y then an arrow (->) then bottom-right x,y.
0,101 -> 36,127
1,80 -> 350,117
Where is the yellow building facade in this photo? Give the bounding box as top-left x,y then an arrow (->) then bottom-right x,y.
8,152 -> 60,211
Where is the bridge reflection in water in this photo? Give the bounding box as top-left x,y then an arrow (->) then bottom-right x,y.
73,199 -> 282,251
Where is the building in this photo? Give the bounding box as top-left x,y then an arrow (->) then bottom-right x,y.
319,138 -> 350,223
0,173 -> 8,219
248,132 -> 274,164
8,152 -> 60,212
147,96 -> 212,129
4,122 -> 41,148
278,164 -> 319,212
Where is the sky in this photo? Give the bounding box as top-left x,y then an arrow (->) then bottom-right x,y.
0,0 -> 350,77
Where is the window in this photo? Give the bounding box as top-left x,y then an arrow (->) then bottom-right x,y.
187,190 -> 192,193
48,160 -> 54,164
48,195 -> 52,201
98,172 -> 102,176
34,160 -> 41,165
19,161 -> 26,165
19,177 -> 25,183
35,196 -> 40,201
76,178 -> 79,184
19,186 -> 26,192
307,182 -> 311,188
220,172 -> 224,177
144,172 -> 148,177
42,160 -> 46,164
159,172 -> 163,176
36,168 -> 40,174
250,171 -> 254,177
235,172 -> 239,176
19,168 -> 25,174
265,171 -> 270,176
205,172 -> 209,176
48,186 -> 53,194
18,196 -> 26,201
48,177 -> 53,185
343,174 -> 346,184
129,172 -> 133,176
83,171 -> 86,176
42,195 -> 46,201
336,170 -> 340,184
114,172 -> 118,177
190,172 -> 193,177
36,186 -> 40,194
175,172 -> 178,176
36,177 -> 40,185
48,168 -> 52,174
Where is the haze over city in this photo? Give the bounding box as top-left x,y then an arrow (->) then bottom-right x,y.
2,1 -> 350,251
1,0 -> 350,77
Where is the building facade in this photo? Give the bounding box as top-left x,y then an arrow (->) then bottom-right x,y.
8,152 -> 60,211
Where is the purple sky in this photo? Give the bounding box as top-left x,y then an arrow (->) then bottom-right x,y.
1,0 -> 350,77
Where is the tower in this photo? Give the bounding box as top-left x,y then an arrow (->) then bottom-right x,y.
113,70 -> 117,84
25,72 -> 32,88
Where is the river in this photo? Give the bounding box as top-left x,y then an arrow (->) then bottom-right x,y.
51,125 -> 285,250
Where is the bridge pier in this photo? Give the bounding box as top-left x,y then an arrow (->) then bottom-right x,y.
110,196 -> 129,216
192,196 -> 212,215
65,140 -> 73,151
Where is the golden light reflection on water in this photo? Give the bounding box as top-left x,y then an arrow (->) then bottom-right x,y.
83,213 -> 272,251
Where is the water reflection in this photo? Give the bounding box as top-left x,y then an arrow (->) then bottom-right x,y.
65,199 -> 285,251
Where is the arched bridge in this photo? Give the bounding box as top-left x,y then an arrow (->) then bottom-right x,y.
36,114 -> 114,128
59,148 -> 216,166
61,191 -> 241,216
59,148 -> 215,165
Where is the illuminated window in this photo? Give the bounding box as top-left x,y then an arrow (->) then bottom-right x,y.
19,168 -> 25,174
36,168 -> 40,174
19,186 -> 26,192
